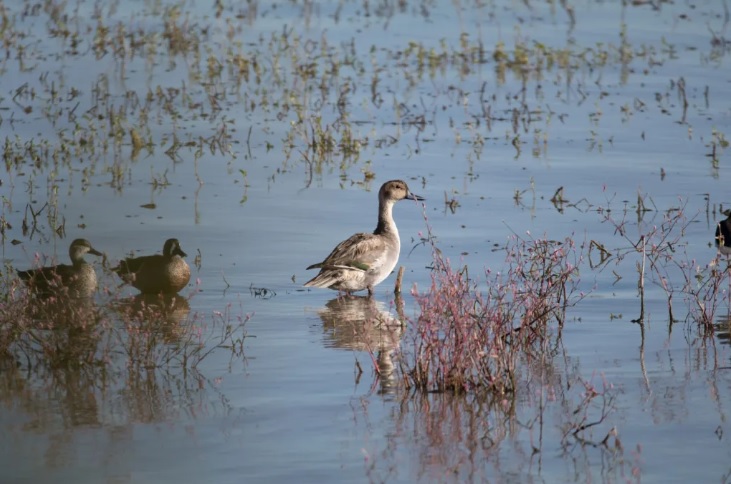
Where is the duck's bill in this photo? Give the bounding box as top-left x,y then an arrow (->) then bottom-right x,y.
407,192 -> 425,201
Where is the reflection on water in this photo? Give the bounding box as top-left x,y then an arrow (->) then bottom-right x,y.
317,296 -> 404,394
110,293 -> 192,343
714,317 -> 731,371
4,294 -> 103,371
715,316 -> 731,348
1,291 -> 198,421
395,393 -> 523,482
0,358 -> 227,477
21,293 -> 99,329
356,353 -> 639,483
0,290 -> 229,481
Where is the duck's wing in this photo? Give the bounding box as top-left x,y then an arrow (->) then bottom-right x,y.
18,263 -> 74,289
307,232 -> 387,272
114,254 -> 161,276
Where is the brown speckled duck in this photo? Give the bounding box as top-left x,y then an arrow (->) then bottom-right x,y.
304,180 -> 424,296
113,238 -> 191,295
17,238 -> 103,298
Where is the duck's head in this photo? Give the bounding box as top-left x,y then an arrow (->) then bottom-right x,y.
163,238 -> 188,258
69,238 -> 103,261
380,179 -> 424,204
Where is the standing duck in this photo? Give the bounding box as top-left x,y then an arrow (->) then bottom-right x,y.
113,238 -> 191,294
305,179 -> 424,296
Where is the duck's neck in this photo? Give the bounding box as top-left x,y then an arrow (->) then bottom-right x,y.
374,200 -> 397,236
70,251 -> 86,267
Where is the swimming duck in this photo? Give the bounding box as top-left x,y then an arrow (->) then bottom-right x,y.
715,209 -> 731,257
113,238 -> 191,294
304,179 -> 424,296
17,238 -> 103,297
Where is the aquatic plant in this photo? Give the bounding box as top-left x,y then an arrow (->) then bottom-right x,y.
597,194 -> 731,330
399,226 -> 586,395
0,262 -> 251,372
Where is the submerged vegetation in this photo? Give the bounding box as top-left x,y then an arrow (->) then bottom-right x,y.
0,270 -> 251,373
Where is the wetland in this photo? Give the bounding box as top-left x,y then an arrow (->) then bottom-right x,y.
1,0 -> 731,482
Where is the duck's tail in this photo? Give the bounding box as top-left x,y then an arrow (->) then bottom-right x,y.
303,271 -> 341,289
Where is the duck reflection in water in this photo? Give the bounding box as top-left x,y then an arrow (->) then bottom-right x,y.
715,316 -> 731,348
317,295 -> 405,394
110,293 -> 191,344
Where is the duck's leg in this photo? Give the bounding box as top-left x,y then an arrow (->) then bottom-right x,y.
367,285 -> 374,297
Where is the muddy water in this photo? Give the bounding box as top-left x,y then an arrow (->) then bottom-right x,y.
1,0 -> 731,482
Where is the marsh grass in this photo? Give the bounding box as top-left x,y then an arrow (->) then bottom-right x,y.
110,294 -> 251,371
389,193 -> 729,426
1,0 -> 707,205
0,264 -> 251,374
399,222 -> 586,395
359,219 -> 643,480
597,194 -> 731,330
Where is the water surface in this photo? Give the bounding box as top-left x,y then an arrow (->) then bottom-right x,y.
1,0 -> 731,482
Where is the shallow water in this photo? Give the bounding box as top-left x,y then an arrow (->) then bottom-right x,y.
2,0 -> 731,482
